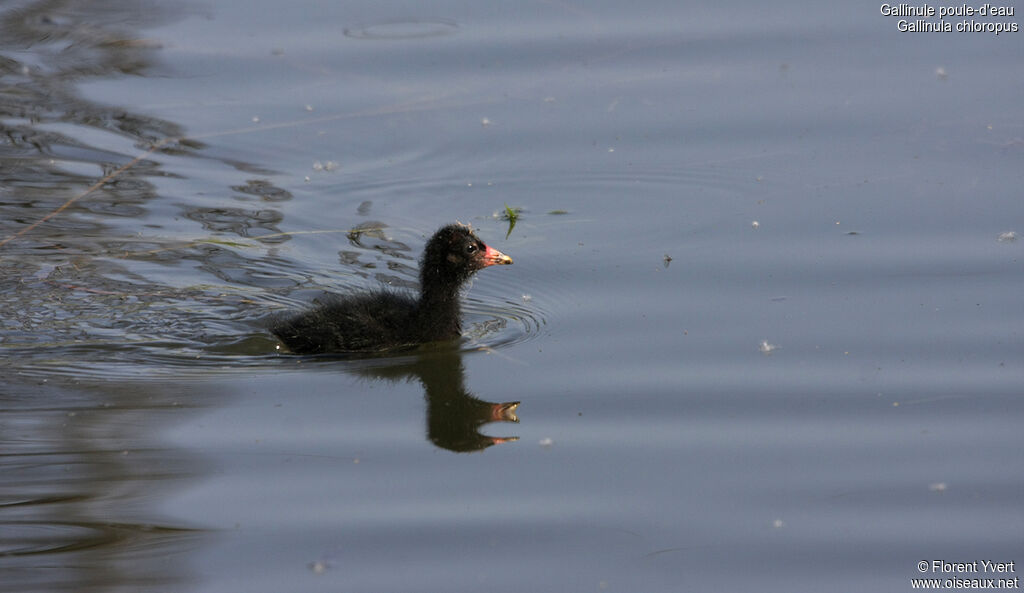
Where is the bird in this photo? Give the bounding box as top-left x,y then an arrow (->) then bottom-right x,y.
271,223 -> 513,354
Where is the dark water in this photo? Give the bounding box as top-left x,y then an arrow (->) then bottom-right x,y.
1,1 -> 1022,591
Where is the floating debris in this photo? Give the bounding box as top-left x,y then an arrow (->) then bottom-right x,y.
759,340 -> 777,354
929,482 -> 948,492
312,160 -> 339,172
935,66 -> 947,81
751,220 -> 760,229
500,204 -> 521,239
500,204 -> 521,222
772,518 -> 785,528
539,437 -> 554,448
663,254 -> 672,268
997,231 -> 1017,242
480,117 -> 491,126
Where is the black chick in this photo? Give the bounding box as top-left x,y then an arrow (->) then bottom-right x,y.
272,224 -> 513,354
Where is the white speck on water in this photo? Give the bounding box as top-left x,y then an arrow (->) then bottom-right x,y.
304,104 -> 314,112
997,231 -> 1017,242
480,117 -> 491,126
312,161 -> 339,172
521,294 -> 532,302
751,220 -> 760,229
251,116 -> 260,123
935,66 -> 947,80
929,482 -> 948,492
759,340 -> 777,354
772,518 -> 785,528
539,437 -> 554,448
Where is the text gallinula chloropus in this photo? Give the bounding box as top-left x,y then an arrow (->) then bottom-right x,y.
272,223 -> 513,354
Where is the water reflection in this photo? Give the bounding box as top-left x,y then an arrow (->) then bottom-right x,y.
352,348 -> 521,453
0,4 -> 211,589
0,376 -> 204,592
0,0 -> 178,333
0,0 -> 282,361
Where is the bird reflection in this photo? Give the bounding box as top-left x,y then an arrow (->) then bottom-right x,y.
351,347 -> 520,453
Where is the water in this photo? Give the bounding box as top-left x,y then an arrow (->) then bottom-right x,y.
1,1 -> 1022,591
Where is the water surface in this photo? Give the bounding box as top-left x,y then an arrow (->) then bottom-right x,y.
1,1 -> 1022,591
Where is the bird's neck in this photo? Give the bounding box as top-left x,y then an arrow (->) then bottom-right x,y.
416,276 -> 465,339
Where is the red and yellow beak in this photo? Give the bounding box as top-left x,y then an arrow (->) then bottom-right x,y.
482,244 -> 513,266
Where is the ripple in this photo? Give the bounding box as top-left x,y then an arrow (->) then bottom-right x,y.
463,295 -> 546,351
0,213 -> 554,378
343,18 -> 459,41
0,520 -> 193,556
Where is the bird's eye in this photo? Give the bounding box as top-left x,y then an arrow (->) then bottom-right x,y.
465,244 -> 477,253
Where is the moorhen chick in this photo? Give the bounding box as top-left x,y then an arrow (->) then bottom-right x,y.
272,223 -> 513,354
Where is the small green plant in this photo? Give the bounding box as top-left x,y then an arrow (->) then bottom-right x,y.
502,204 -> 522,239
